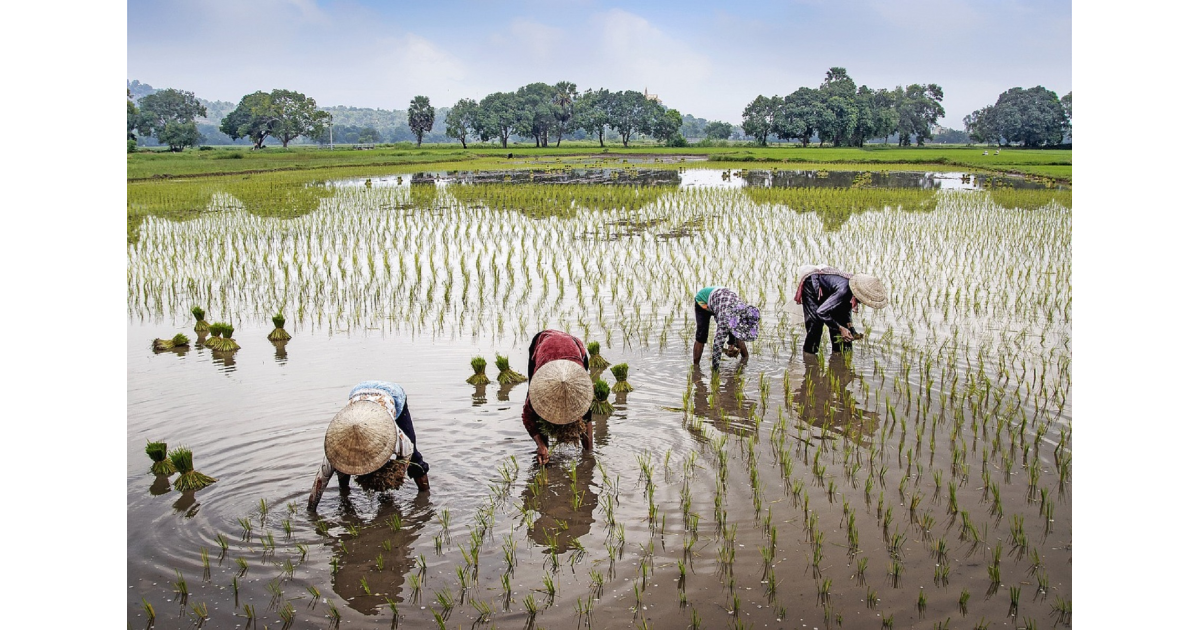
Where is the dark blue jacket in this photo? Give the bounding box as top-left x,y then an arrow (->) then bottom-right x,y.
802,274 -> 854,329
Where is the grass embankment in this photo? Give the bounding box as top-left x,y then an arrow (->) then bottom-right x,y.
128,142 -> 1071,182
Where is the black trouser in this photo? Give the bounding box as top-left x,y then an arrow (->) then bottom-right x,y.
396,402 -> 429,479
801,285 -> 851,354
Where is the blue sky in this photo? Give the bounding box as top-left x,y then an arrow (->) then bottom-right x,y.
128,0 -> 1071,128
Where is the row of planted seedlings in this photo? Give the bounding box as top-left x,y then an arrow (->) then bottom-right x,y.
128,178 -> 1071,477
129,181 -> 1069,416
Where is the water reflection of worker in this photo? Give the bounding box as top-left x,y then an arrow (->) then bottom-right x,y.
520,457 -> 599,552
794,266 -> 888,355
791,353 -> 880,439
687,369 -> 758,438
693,286 -> 761,371
325,496 -> 434,614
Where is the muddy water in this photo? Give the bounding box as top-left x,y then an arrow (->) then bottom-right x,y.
128,175 -> 1071,629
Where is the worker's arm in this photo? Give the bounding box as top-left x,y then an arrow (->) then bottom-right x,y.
306,457 -> 336,511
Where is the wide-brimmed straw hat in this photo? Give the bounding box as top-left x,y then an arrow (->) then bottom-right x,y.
324,400 -> 397,475
849,274 -> 889,308
529,359 -> 593,425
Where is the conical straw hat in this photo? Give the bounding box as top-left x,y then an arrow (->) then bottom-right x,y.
529,359 -> 593,425
324,401 -> 396,475
849,274 -> 889,309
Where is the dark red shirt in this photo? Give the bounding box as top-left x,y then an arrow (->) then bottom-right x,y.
521,330 -> 592,439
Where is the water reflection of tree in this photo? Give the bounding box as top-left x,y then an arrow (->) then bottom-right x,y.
790,353 -> 880,443
519,458 -> 598,554
323,495 -> 433,615
687,370 -> 759,438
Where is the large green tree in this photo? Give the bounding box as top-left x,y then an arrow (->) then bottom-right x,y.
551,81 -> 579,147
574,89 -> 612,147
963,107 -> 1000,145
814,69 -> 859,146
445,98 -> 479,149
773,87 -> 825,147
477,91 -> 521,148
515,83 -> 556,147
1061,91 -> 1072,141
648,106 -> 683,144
407,95 -> 435,147
703,120 -> 735,140
742,95 -> 781,145
127,89 -> 140,145
964,86 -> 1065,147
137,88 -> 207,151
608,90 -> 656,147
219,91 -> 274,149
895,84 -> 945,146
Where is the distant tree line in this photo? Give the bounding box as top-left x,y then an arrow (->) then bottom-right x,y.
127,77 -> 1071,150
741,68 -> 946,147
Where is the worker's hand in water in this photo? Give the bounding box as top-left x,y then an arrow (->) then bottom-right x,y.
536,443 -> 550,465
839,326 -> 856,342
723,345 -> 740,357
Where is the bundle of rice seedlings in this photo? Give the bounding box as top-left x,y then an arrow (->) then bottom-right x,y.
152,333 -> 190,352
495,354 -> 527,384
146,441 -> 176,476
610,363 -> 634,393
192,306 -> 210,334
268,312 -> 292,341
355,459 -> 409,492
536,418 -> 588,445
169,447 -> 218,491
207,322 -> 241,352
590,379 -> 614,416
466,356 -> 490,385
587,342 -> 610,371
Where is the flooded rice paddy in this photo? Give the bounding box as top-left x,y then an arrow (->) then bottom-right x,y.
128,169 -> 1071,629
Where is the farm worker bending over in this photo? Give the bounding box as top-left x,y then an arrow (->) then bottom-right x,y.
693,286 -> 761,371
523,329 -> 595,465
794,265 -> 888,355
307,380 -> 430,510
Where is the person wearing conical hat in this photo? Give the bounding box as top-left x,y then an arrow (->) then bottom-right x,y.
693,286 -> 761,371
523,329 -> 594,465
307,381 -> 430,510
793,265 -> 888,355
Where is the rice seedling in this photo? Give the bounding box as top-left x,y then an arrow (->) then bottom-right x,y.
141,597 -> 155,623
189,601 -> 208,625
169,447 -> 217,491
1009,586 -> 1021,616
466,356 -> 490,384
591,379 -> 614,416
241,603 -> 255,623
587,341 -> 610,371
610,363 -> 634,392
278,602 -> 296,629
206,322 -> 240,352
523,593 -> 538,618
145,440 -> 176,476
495,354 -> 527,383
152,333 -> 191,351
267,311 -> 291,341
173,569 -> 188,601
191,306 -> 210,333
